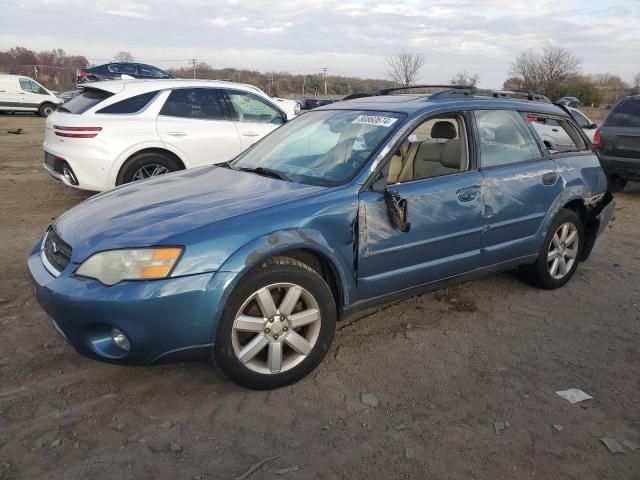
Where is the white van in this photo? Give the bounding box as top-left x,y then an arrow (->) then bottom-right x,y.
0,74 -> 63,117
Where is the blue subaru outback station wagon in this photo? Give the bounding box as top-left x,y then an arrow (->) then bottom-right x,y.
28,86 -> 614,389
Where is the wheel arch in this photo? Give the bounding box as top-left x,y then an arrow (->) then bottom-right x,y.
212,229 -> 354,321
113,147 -> 187,186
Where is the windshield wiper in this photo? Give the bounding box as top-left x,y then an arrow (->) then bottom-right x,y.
239,166 -> 291,182
217,161 -> 237,170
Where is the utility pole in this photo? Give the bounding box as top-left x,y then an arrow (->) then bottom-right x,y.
321,67 -> 327,96
188,58 -> 198,79
302,76 -> 305,97
268,72 -> 274,96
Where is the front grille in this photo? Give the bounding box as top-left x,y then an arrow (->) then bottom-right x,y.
43,228 -> 72,273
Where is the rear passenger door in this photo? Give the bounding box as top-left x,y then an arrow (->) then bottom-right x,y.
474,110 -> 562,265
221,90 -> 286,150
156,88 -> 242,166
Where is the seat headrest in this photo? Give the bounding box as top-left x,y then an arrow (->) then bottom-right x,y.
441,138 -> 461,168
494,125 -> 520,145
432,121 -> 457,140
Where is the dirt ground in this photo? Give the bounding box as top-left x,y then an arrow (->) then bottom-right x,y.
0,113 -> 639,480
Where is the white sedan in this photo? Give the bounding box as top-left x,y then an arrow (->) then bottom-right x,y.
531,107 -> 598,151
43,79 -> 299,191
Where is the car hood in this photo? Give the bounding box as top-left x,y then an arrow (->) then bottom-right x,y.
54,166 -> 326,262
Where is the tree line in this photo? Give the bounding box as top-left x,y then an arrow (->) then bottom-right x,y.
0,45 -> 638,105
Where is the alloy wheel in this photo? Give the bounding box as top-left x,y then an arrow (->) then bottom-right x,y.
131,164 -> 170,181
547,222 -> 579,280
231,282 -> 322,375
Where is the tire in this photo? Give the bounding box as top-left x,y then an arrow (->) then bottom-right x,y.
117,152 -> 181,185
518,209 -> 584,289
38,103 -> 56,117
214,257 -> 337,389
607,174 -> 627,193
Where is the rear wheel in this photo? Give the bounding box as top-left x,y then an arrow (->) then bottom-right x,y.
214,257 -> 337,389
38,103 -> 56,117
518,209 -> 583,289
117,152 -> 181,185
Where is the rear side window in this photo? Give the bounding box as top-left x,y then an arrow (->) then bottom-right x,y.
606,97 -> 640,128
528,114 -> 588,154
107,63 -> 138,75
570,110 -> 590,128
59,89 -> 113,114
160,88 -> 226,120
474,110 -> 542,167
97,91 -> 159,114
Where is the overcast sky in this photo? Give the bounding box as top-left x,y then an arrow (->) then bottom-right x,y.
1,0 -> 638,87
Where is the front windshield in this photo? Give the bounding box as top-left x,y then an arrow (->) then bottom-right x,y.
232,109 -> 405,186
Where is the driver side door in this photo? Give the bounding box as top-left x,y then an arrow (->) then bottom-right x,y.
356,113 -> 485,299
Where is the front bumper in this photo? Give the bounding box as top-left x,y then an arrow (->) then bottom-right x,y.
27,242 -> 234,365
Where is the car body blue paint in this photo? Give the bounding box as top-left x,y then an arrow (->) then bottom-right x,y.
27,95 -> 614,365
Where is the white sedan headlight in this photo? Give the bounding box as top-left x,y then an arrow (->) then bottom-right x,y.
76,248 -> 183,286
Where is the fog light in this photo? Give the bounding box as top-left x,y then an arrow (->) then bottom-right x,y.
62,166 -> 79,185
110,328 -> 130,352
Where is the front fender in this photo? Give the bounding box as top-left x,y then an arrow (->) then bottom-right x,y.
216,228 -> 355,307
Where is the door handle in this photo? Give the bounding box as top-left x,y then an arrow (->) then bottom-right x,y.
167,132 -> 187,137
457,187 -> 477,202
242,131 -> 260,137
542,172 -> 558,185
552,128 -> 559,132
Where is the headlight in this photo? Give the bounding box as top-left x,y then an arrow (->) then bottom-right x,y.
76,247 -> 183,286
294,102 -> 301,115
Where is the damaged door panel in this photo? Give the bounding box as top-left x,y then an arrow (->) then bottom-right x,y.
356,172 -> 485,299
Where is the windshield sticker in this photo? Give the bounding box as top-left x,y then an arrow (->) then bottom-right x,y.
352,115 -> 398,127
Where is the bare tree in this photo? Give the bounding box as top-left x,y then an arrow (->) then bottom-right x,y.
633,72 -> 640,89
450,70 -> 480,87
113,51 -> 134,62
387,51 -> 425,87
509,46 -> 581,97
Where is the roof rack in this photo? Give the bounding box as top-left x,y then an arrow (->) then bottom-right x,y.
491,90 -> 551,103
342,84 -> 476,101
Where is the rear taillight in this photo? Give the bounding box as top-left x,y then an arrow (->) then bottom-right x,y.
592,129 -> 601,150
54,125 -> 102,138
76,69 -> 86,78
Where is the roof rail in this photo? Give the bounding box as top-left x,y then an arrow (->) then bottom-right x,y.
378,84 -> 475,95
491,90 -> 551,103
342,84 -> 476,101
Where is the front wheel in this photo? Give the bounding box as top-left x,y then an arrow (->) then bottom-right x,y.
518,209 -> 583,289
214,257 -> 337,389
38,103 -> 56,117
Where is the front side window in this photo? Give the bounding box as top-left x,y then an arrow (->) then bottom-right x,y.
138,65 -> 169,78
19,79 -> 46,94
606,97 -> 640,128
108,63 -> 138,75
387,115 -> 469,184
225,91 -> 283,124
160,88 -> 226,120
97,91 -> 159,114
19,79 -> 33,92
475,110 -> 542,168
232,110 -> 405,186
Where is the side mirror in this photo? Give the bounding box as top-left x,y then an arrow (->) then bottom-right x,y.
384,189 -> 410,232
589,123 -> 598,129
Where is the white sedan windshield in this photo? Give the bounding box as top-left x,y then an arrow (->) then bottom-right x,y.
233,110 -> 405,186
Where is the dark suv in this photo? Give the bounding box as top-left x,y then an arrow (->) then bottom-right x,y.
594,94 -> 640,190
77,63 -> 173,84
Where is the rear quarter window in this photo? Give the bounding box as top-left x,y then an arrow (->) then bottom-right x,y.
58,89 -> 113,114
96,91 -> 159,114
605,97 -> 640,128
